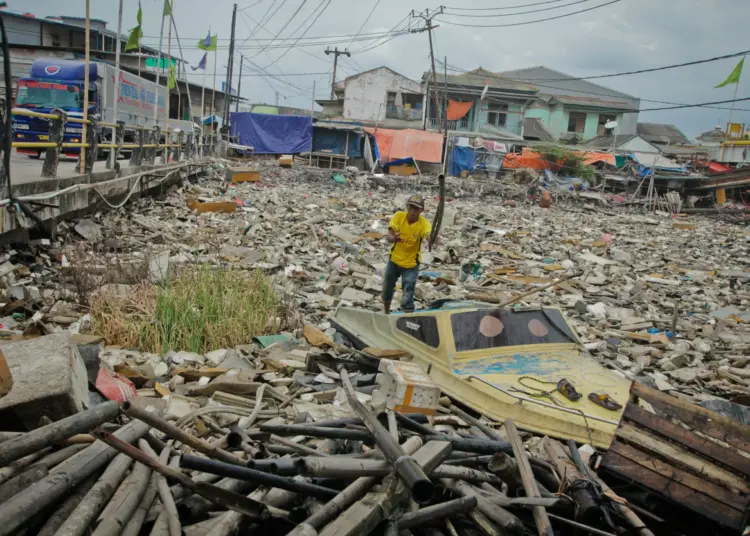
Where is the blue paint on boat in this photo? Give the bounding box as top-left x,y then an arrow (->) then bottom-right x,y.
452,353 -> 567,376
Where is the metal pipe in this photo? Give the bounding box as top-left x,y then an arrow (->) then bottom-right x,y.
425,435 -> 513,455
0,401 -> 119,467
179,454 -> 339,500
260,424 -> 373,442
398,496 -> 478,530
122,400 -> 246,466
285,436 -> 424,536
339,368 -> 435,504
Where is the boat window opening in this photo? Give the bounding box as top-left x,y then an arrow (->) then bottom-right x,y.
396,316 -> 440,348
451,309 -> 576,352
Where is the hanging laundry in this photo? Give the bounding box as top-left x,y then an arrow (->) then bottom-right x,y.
446,99 -> 474,121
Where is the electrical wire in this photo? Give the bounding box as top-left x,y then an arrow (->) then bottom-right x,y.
347,0 -> 383,48
441,0 -> 594,18
441,61 -> 750,113
443,0 -> 567,10
435,0 -> 621,27
349,13 -> 411,53
505,50 -> 750,82
259,0 -> 333,70
247,0 -> 308,59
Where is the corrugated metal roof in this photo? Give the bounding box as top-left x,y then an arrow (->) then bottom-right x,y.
637,123 -> 691,145
551,95 -> 632,110
585,133 -> 639,149
424,68 -> 537,94
498,66 -> 637,100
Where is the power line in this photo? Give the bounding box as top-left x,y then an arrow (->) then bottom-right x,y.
442,61 -> 750,112
259,0 -> 333,70
347,0 -> 383,48
441,0 -> 594,18
443,0 -> 567,10
248,0 -> 308,59
239,0 -> 267,11
350,14 -> 413,54
435,0 -> 621,27
142,29 -> 409,41
503,50 -> 750,82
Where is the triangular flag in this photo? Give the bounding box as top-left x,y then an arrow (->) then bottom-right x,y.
168,65 -> 177,89
197,32 -> 217,52
191,53 -> 208,72
716,58 -> 744,88
163,0 -> 172,17
125,3 -> 143,52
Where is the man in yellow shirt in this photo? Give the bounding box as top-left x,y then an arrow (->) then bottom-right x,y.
382,195 -> 432,314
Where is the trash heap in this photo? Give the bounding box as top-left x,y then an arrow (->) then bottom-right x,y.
0,159 -> 749,535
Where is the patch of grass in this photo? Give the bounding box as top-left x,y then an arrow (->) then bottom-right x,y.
90,266 -> 281,354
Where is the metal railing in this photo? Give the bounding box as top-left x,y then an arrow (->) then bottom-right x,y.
9,108 -> 219,178
427,117 -> 471,131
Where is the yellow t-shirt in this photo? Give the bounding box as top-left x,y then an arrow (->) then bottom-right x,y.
388,211 -> 432,269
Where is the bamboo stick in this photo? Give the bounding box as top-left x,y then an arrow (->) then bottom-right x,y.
505,420 -> 553,536
37,472 -> 100,536
0,419 -> 150,536
120,472 -> 159,536
0,402 -> 119,467
0,465 -> 48,503
440,479 -> 523,534
122,402 -> 246,466
92,448 -> 152,536
53,453 -> 134,536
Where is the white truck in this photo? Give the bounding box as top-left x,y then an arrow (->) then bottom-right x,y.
13,58 -> 197,159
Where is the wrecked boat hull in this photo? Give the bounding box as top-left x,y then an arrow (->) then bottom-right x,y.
333,305 -> 632,448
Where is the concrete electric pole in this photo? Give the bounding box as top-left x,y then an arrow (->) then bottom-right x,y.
412,7 -> 443,131
325,47 -> 350,99
224,3 -> 237,130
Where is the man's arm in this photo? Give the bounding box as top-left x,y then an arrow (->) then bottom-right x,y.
387,227 -> 402,243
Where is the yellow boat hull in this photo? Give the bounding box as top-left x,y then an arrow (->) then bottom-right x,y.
333,305 -> 631,448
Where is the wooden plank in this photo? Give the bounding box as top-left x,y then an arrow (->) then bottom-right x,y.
607,441 -> 747,512
616,423 -> 750,494
186,200 -> 237,214
623,404 -> 750,477
630,382 -> 750,452
229,168 -> 261,183
601,450 -> 744,530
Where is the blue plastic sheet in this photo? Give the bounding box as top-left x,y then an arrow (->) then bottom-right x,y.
230,112 -> 312,154
449,146 -> 475,177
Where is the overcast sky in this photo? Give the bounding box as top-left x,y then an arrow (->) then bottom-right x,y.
15,0 -> 750,137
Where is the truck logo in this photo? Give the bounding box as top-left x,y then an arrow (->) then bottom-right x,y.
44,65 -> 61,75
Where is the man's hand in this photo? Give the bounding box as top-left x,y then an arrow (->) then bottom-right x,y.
387,231 -> 402,244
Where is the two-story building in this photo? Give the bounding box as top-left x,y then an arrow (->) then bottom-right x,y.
422,67 -> 538,137
499,66 -> 640,141
316,66 -> 423,127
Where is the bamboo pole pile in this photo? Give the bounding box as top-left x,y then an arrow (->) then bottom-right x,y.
0,385 -> 657,536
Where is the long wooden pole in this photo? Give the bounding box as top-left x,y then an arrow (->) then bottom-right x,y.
79,0 -> 91,174
164,0 -> 174,161
109,0 -> 123,169
153,11 -> 166,125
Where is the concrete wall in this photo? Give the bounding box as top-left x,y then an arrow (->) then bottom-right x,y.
476,101 -> 524,133
583,113 -> 600,139
343,67 -> 422,122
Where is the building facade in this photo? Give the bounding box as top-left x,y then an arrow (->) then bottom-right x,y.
423,68 -> 537,137
317,66 -> 423,126
500,66 -> 640,140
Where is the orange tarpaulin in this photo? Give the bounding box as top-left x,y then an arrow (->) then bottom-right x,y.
446,100 -> 473,121
502,148 -> 616,170
364,127 -> 443,164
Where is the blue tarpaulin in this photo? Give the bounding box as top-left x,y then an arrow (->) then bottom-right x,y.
312,127 -> 362,157
231,112 -> 312,154
449,146 -> 475,176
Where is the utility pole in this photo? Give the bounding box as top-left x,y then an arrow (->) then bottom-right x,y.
412,7 -> 443,132
325,47 -> 350,99
224,3 -> 237,131
275,91 -> 279,107
235,55 -> 243,113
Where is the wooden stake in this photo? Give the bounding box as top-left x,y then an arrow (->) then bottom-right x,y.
504,420 -> 553,536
